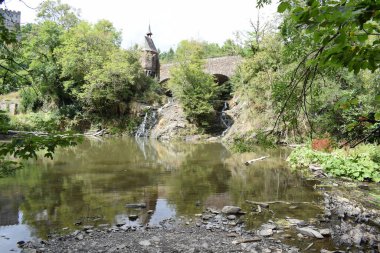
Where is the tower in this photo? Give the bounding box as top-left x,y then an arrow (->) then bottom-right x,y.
141,25 -> 160,79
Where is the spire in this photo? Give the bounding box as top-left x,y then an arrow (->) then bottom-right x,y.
147,24 -> 152,37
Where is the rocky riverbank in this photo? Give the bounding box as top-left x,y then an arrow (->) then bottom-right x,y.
17,181 -> 380,253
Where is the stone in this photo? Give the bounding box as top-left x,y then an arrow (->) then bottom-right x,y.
227,215 -> 236,220
20,249 -> 37,253
82,225 -> 94,230
221,206 -> 241,214
296,227 -> 324,239
261,224 -> 276,230
287,218 -> 306,226
202,214 -> 213,220
125,203 -> 146,208
76,234 -> 84,240
319,228 -> 331,236
139,240 -> 151,246
128,214 -> 139,221
258,229 -> 273,237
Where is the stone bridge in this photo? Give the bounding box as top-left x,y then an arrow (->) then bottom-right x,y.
159,56 -> 243,84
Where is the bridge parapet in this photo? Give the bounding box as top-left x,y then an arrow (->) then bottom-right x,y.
159,56 -> 242,83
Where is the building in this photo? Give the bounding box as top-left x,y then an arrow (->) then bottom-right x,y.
0,8 -> 21,32
141,25 -> 160,79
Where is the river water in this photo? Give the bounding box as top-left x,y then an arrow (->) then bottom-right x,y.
0,137 -> 323,252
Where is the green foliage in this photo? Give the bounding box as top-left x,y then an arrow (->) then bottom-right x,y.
10,112 -> 62,132
0,133 -> 81,160
160,39 -> 243,63
0,158 -> 22,178
19,87 -> 43,112
232,130 -> 275,153
0,110 -> 10,133
287,145 -> 380,182
80,50 -> 150,117
232,137 -> 257,153
36,0 -> 80,29
169,40 -> 220,128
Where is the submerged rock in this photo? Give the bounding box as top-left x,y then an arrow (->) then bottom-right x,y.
296,227 -> 324,239
125,203 -> 146,208
222,206 -> 241,214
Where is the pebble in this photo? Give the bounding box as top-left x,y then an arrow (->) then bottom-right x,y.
138,240 -> 151,246
221,206 -> 241,214
227,215 -> 236,220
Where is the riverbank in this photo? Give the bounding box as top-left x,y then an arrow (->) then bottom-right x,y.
17,180 -> 380,253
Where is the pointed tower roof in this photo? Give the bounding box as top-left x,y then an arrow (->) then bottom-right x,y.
147,24 -> 152,37
143,25 -> 157,53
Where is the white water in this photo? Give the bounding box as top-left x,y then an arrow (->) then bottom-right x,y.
220,101 -> 232,136
135,110 -> 158,138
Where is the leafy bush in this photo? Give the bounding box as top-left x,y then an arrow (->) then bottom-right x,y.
10,112 -> 62,132
169,40 -> 220,129
0,159 -> 22,178
287,145 -> 380,182
19,87 -> 43,113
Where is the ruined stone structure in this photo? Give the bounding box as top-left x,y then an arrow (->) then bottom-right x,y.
141,26 -> 160,79
0,8 -> 21,32
0,100 -> 18,115
159,56 -> 242,84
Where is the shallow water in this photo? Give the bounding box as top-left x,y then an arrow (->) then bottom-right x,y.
0,137 -> 323,252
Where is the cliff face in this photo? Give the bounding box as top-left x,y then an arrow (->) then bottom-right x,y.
150,100 -> 198,141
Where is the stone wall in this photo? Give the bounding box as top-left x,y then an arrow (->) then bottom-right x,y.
0,9 -> 21,32
0,101 -> 18,115
159,56 -> 242,82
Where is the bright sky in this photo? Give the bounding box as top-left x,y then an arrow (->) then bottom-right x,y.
1,0 -> 278,51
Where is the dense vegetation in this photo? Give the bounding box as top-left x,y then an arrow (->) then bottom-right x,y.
168,40 -> 221,130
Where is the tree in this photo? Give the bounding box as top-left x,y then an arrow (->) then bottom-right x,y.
169,40 -> 220,128
56,20 -> 121,102
257,0 -> 380,143
80,49 -> 150,117
37,0 -> 80,29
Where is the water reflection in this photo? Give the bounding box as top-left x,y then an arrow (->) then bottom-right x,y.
0,137 -> 321,251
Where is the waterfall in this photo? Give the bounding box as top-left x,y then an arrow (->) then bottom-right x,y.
220,101 -> 232,136
135,110 -> 158,138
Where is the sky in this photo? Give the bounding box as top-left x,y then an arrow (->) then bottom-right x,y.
1,0 -> 278,51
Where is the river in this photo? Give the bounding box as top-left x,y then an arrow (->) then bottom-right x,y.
0,137 -> 322,252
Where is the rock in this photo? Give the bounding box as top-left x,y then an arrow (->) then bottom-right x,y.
116,223 -> 125,227
232,237 -> 261,244
125,203 -> 146,208
20,249 -> 37,253
222,206 -> 241,214
71,230 -> 80,236
76,234 -> 84,240
296,227 -> 324,239
138,240 -> 151,246
82,225 -> 94,230
128,214 -> 138,221
261,224 -> 277,230
147,210 -> 154,214
202,214 -> 213,220
287,218 -> 306,226
358,184 -> 370,190
319,228 -> 331,237
17,241 -> 26,246
227,215 -> 236,220
258,229 -> 273,237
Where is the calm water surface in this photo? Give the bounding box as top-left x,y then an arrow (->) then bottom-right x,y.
0,137 -> 323,252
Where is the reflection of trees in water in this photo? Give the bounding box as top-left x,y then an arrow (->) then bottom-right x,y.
166,163 -> 232,216
0,138 -> 320,238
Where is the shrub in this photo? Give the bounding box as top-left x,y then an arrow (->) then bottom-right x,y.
287,145 -> 380,182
